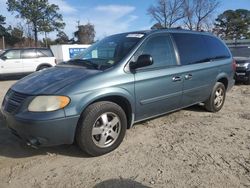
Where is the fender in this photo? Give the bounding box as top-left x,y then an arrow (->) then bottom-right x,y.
36,63 -> 52,71
64,87 -> 136,127
216,72 -> 228,81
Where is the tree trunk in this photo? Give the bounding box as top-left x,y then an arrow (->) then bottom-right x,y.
2,36 -> 5,49
33,22 -> 38,47
45,32 -> 48,47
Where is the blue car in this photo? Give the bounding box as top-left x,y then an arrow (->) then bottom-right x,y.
1,29 -> 235,156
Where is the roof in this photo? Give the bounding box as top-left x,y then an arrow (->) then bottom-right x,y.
120,28 -> 214,37
4,47 -> 51,51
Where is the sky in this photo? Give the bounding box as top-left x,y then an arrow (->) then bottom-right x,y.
0,0 -> 250,40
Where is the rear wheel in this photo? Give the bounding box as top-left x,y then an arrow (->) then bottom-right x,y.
205,82 -> 226,112
76,101 -> 127,156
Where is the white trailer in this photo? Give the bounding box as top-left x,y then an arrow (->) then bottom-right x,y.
50,44 -> 91,63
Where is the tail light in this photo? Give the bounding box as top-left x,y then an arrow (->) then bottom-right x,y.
232,58 -> 236,72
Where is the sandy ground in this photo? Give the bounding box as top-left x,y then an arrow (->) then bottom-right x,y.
0,78 -> 249,188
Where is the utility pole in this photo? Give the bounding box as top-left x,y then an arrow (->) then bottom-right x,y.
77,20 -> 80,27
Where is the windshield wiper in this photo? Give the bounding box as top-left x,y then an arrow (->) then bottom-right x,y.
61,59 -> 99,69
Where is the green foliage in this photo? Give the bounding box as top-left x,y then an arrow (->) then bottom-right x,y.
41,37 -> 57,47
7,0 -> 65,46
55,31 -> 69,44
7,26 -> 24,45
214,9 -> 250,39
0,15 -> 7,36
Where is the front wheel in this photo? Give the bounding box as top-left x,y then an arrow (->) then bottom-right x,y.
76,101 -> 127,156
205,82 -> 226,112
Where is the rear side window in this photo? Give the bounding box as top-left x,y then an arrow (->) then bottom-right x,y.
172,33 -> 231,65
137,34 -> 176,68
21,49 -> 37,59
203,36 -> 230,59
172,33 -> 208,65
37,49 -> 53,57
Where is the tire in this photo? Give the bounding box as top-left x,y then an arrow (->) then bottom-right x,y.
76,101 -> 127,156
205,82 -> 226,112
37,65 -> 50,71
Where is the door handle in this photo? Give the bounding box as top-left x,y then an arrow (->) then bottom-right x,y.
172,76 -> 182,82
184,74 -> 192,80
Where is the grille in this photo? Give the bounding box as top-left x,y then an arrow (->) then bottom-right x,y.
3,89 -> 30,114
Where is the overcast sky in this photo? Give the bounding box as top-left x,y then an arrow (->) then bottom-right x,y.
0,0 -> 250,40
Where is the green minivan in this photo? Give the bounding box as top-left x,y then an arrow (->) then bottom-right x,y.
1,29 -> 235,156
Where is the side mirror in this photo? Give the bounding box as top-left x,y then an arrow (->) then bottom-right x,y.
130,54 -> 153,70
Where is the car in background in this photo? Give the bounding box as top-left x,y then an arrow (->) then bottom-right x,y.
0,48 -> 56,77
229,46 -> 250,84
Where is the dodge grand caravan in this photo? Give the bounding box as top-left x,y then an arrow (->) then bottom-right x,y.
1,29 -> 235,156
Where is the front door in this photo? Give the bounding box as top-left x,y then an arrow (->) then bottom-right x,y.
132,34 -> 183,121
0,50 -> 22,74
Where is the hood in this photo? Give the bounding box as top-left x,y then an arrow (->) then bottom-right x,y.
11,66 -> 100,95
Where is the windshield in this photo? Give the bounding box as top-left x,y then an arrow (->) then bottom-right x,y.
61,33 -> 144,70
229,46 -> 250,57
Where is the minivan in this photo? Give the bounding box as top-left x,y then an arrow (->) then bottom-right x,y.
1,29 -> 235,156
0,48 -> 56,76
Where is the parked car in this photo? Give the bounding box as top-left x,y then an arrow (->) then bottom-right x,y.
1,29 -> 235,156
229,46 -> 250,84
0,48 -> 56,76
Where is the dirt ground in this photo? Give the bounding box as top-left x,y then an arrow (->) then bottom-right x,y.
0,79 -> 249,188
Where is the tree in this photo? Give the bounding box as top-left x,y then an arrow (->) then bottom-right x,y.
7,0 -> 65,47
0,15 -> 6,36
148,0 -> 185,28
55,31 -> 69,44
0,15 -> 6,49
183,0 -> 220,31
214,9 -> 250,39
74,23 -> 95,44
151,23 -> 164,29
6,26 -> 24,46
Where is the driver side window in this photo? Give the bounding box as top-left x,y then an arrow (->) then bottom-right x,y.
134,34 -> 177,69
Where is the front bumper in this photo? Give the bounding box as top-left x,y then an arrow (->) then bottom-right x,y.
235,67 -> 250,81
1,109 -> 79,147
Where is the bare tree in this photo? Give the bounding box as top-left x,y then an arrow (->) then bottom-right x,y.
148,0 -> 185,28
183,0 -> 220,31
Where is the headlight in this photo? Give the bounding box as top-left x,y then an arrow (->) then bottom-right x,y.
243,63 -> 250,68
28,96 -> 70,112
